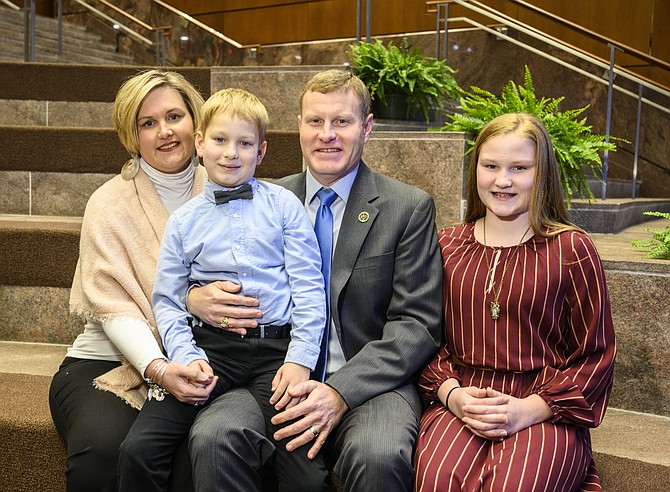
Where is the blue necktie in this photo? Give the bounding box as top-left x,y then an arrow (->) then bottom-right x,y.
312,188 -> 337,382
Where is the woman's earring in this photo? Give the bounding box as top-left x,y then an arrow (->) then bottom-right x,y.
121,156 -> 140,181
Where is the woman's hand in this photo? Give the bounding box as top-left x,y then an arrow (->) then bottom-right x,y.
459,387 -> 553,440
146,358 -> 217,405
187,281 -> 263,335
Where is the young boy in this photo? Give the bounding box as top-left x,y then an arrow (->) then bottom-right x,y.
118,88 -> 329,491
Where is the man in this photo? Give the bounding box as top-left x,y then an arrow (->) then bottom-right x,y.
187,69 -> 442,491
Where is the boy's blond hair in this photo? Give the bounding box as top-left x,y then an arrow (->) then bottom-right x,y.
199,88 -> 270,142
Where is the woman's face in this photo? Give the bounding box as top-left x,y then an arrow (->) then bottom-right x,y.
136,86 -> 195,174
476,131 -> 536,223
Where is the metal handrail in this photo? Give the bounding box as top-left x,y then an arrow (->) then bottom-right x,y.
71,0 -> 153,47
97,0 -> 171,34
427,0 -> 670,200
0,0 -> 20,10
426,0 -> 670,76
151,0 -> 243,49
502,0 -> 670,73
68,0 -> 174,64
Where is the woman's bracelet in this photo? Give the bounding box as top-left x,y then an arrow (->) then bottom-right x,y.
145,358 -> 171,402
445,386 -> 460,413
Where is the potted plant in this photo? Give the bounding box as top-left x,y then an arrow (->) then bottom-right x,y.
350,38 -> 462,122
439,66 -> 619,204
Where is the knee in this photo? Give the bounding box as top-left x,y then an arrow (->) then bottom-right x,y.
189,410 -> 240,455
118,431 -> 143,468
346,436 -> 412,474
67,430 -> 126,491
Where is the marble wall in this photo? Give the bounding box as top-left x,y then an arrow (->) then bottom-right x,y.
603,260 -> 670,417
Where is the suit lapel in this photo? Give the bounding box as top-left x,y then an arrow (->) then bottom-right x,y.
280,172 -> 307,203
331,163 -> 379,301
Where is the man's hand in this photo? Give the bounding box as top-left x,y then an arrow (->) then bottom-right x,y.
271,381 -> 348,459
187,281 -> 263,335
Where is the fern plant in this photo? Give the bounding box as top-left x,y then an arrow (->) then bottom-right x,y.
440,66 -> 619,204
630,211 -> 670,259
350,38 -> 461,122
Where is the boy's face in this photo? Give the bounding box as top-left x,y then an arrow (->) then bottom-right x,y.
196,113 -> 266,188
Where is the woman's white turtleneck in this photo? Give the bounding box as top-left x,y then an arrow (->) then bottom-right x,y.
140,156 -> 197,214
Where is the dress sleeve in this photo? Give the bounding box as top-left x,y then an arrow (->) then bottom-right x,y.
419,342 -> 460,402
534,232 -> 616,428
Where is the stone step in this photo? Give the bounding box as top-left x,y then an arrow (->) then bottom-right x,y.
0,5 -> 137,65
0,6 -> 91,39
0,62 -> 212,103
569,197 -> 670,233
0,30 -> 135,64
0,21 -> 126,54
0,42 -> 135,65
0,340 -> 668,492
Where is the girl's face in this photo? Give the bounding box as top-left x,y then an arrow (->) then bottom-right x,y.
136,86 -> 195,174
476,132 -> 536,223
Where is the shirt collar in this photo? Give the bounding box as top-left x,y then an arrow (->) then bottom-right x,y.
306,164 -> 360,205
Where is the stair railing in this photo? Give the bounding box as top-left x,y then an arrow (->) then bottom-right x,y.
71,0 -> 169,65
23,0 -> 36,62
150,0 -> 243,50
0,0 -> 19,9
427,0 -> 670,200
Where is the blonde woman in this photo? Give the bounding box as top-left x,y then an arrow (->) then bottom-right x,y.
49,70 -> 219,491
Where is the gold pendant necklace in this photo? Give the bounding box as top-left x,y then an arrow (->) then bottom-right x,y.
482,218 -> 531,321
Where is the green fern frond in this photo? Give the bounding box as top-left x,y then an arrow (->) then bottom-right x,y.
630,212 -> 670,259
439,66 -> 622,205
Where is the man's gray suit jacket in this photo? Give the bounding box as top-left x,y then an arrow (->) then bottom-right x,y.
275,162 -> 443,416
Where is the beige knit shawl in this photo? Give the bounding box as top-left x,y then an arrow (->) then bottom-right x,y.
69,165 -> 207,409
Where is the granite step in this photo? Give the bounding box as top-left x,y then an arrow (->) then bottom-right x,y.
0,341 -> 668,492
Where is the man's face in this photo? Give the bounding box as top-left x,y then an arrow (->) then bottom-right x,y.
298,89 -> 373,186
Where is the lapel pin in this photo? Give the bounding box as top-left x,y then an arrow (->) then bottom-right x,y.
358,211 -> 370,223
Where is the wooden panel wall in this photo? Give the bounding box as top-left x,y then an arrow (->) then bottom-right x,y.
130,0 -> 670,84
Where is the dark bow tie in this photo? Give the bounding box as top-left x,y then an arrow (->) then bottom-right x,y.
214,184 -> 253,204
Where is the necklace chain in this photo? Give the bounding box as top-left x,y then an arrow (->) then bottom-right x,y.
482,218 -> 531,321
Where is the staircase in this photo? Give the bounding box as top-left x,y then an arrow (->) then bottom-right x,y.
1,60 -> 670,491
0,6 -> 136,65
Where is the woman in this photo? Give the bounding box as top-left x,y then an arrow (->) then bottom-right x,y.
48,69 -> 216,491
414,113 -> 616,492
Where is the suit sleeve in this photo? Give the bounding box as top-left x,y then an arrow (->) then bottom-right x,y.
326,194 -> 443,410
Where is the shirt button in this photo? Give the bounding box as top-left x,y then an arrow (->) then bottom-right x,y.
235,244 -> 241,250
233,213 -> 239,219
242,272 -> 248,277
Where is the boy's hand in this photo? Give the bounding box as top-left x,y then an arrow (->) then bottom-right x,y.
188,359 -> 215,384
270,362 -> 310,410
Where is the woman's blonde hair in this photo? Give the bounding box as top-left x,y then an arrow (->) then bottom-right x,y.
199,88 -> 270,142
113,69 -> 205,159
464,113 -> 582,236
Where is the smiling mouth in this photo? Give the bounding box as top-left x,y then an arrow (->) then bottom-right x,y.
493,192 -> 516,198
158,142 -> 179,151
317,148 -> 340,153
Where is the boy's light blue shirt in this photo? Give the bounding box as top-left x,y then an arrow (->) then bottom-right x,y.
153,177 -> 326,369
